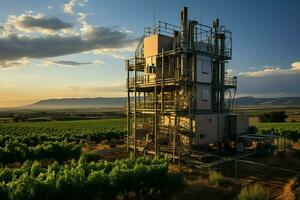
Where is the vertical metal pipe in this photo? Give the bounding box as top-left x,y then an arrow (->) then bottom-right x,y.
220,34 -> 225,112
173,115 -> 177,162
176,56 -> 181,81
126,60 -> 130,151
133,58 -> 137,155
144,92 -> 146,110
138,91 -> 141,111
235,158 -> 238,179
161,49 -> 165,113
212,28 -> 220,112
154,84 -> 158,154
180,7 -> 188,78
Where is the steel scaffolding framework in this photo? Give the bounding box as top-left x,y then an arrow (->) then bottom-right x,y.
125,7 -> 237,160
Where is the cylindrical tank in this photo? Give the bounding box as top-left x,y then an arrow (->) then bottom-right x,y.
180,7 -> 188,78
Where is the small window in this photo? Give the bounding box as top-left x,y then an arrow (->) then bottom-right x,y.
201,88 -> 210,101
202,60 -> 210,74
150,65 -> 156,73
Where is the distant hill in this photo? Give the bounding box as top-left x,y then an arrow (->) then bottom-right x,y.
25,96 -> 300,109
235,96 -> 300,106
28,97 -> 126,108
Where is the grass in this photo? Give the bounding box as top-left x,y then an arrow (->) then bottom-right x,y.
208,170 -> 230,187
293,149 -> 300,158
238,184 -> 269,200
0,118 -> 127,149
250,122 -> 300,133
250,121 -> 300,150
234,106 -> 300,117
0,118 -> 127,137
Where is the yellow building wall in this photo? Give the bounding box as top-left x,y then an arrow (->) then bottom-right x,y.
144,34 -> 173,67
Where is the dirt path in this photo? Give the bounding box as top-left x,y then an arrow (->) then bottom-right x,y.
170,178 -> 239,200
276,177 -> 297,200
242,177 -> 284,199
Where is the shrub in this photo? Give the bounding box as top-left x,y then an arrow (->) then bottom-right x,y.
293,149 -> 300,159
208,170 -> 230,187
0,141 -> 82,164
259,111 -> 287,123
85,171 -> 114,200
249,126 -> 257,133
0,156 -> 178,200
0,182 -> 9,200
79,152 -> 100,163
159,172 -> 185,195
0,168 -> 13,183
288,131 -> 300,142
238,184 -> 269,200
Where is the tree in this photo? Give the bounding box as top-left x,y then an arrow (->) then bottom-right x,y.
259,111 -> 287,123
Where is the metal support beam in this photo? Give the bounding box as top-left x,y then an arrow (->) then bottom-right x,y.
154,84 -> 158,154
220,34 -> 225,112
173,115 -> 177,162
125,9 -> 236,159
161,48 -> 165,113
133,57 -> 137,155
126,60 -> 130,151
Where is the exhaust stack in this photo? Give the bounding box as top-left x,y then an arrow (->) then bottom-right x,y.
180,7 -> 188,78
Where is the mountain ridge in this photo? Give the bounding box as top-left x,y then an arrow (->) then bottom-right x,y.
25,96 -> 300,108
29,97 -> 126,108
235,96 -> 300,106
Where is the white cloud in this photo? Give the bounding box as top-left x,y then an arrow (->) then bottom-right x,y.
77,12 -> 93,33
63,0 -> 88,14
237,61 -> 300,97
239,61 -> 300,77
62,85 -> 125,97
92,60 -> 104,65
93,49 -> 127,60
0,6 -> 137,69
48,5 -> 52,10
0,58 -> 29,69
2,12 -> 73,35
43,59 -> 104,67
291,61 -> 300,70
92,41 -> 137,60
0,11 -> 137,65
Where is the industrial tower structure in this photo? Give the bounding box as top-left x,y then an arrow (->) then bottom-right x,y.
126,7 -> 248,159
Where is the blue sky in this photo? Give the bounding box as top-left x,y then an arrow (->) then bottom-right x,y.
0,0 -> 299,107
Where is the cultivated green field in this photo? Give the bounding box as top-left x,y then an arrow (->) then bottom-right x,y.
0,119 -> 127,164
251,122 -> 300,133
0,118 -> 183,200
0,118 -> 126,142
0,114 -> 299,199
250,122 -> 300,146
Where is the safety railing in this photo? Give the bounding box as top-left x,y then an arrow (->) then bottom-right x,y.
224,76 -> 237,87
129,100 -> 176,111
144,21 -> 180,37
127,57 -> 146,69
141,19 -> 232,58
127,74 -> 178,88
135,36 -> 144,58
194,41 -> 214,53
127,74 -> 156,88
194,24 -> 213,45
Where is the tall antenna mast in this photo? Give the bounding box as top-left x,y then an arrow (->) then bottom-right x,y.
153,12 -> 156,33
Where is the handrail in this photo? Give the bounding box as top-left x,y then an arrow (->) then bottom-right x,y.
135,36 -> 144,58
144,20 -> 180,37
224,76 -> 237,87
